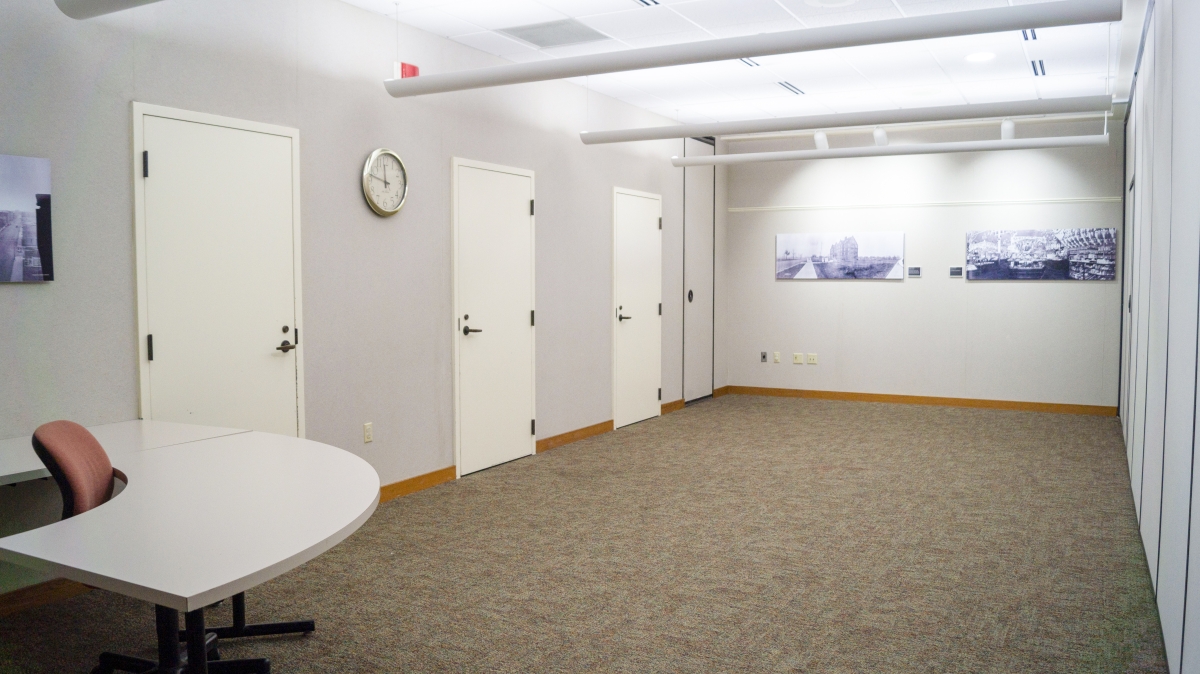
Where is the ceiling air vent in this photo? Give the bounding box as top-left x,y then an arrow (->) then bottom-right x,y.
499,19 -> 609,49
740,58 -> 760,67
778,81 -> 805,95
1022,29 -> 1038,40
1031,59 -> 1046,76
634,0 -> 660,5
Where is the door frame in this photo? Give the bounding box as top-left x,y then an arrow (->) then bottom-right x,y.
131,102 -> 306,437
451,157 -> 536,479
611,186 -> 662,427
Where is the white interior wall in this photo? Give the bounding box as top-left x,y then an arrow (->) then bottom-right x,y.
0,0 -> 685,593
723,121 -> 1123,406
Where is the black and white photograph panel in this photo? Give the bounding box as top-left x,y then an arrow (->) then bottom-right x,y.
776,232 -> 904,280
0,154 -> 52,283
966,228 -> 1116,281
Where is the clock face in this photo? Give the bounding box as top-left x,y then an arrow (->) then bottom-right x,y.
362,149 -> 408,216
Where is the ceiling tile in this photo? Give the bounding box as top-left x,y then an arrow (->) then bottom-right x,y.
537,0 -> 642,17
796,7 -> 903,26
808,90 -> 900,113
578,6 -> 697,40
451,31 -> 538,56
674,100 -> 772,122
504,50 -> 557,63
396,7 -> 484,36
751,96 -> 838,118
1034,74 -> 1110,98
953,78 -> 1039,103
778,0 -> 896,19
925,32 -> 1032,82
1023,24 -> 1110,77
670,0 -> 796,30
879,83 -> 968,107
842,43 -> 953,88
756,52 -> 874,93
439,0 -> 566,31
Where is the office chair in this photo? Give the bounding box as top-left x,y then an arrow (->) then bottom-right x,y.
31,420 -> 270,674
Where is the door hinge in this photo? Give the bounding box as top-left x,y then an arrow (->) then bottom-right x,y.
294,328 -> 299,345
142,151 -> 149,178
530,199 -> 535,216
658,303 -> 662,316
147,334 -> 154,361
531,419 -> 536,435
658,217 -> 662,229
658,387 -> 662,401
531,310 -> 535,327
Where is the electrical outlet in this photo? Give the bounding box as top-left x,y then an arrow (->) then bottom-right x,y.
773,351 -> 780,363
761,351 -> 767,363
807,353 -> 818,364
363,422 -> 373,443
793,353 -> 803,364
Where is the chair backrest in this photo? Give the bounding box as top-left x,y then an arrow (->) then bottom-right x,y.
31,421 -> 115,519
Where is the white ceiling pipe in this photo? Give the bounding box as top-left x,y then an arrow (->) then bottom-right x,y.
55,0 -> 165,19
385,0 -> 1121,98
670,134 -> 1109,167
582,95 -> 1111,144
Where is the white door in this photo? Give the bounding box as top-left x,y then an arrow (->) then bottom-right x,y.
137,108 -> 302,437
684,138 -> 715,402
613,188 -> 662,429
453,159 -> 535,476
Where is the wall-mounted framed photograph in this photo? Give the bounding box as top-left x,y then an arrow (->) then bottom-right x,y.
0,154 -> 52,283
966,228 -> 1116,281
776,232 -> 904,280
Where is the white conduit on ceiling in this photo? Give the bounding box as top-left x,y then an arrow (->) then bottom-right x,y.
581,96 -> 1112,144
669,134 -> 1110,167
384,0 -> 1122,98
54,0 -> 165,19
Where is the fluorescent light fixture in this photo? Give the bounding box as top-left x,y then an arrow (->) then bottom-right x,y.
385,0 -> 1121,98
55,0 -> 165,19
669,134 -> 1110,167
580,95 -> 1111,144
966,52 -> 996,63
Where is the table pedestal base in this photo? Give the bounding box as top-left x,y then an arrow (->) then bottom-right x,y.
91,605 -> 271,674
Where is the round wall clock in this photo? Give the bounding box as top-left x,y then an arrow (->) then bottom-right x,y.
362,148 -> 408,216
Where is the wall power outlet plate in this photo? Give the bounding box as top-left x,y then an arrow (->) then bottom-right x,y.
364,422 -> 373,443
761,351 -> 767,362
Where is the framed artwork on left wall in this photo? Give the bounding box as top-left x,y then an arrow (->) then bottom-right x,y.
0,154 -> 52,282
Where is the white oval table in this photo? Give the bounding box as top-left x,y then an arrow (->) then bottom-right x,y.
0,426 -> 380,674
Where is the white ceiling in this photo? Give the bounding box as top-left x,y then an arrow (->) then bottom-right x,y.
341,0 -> 1121,125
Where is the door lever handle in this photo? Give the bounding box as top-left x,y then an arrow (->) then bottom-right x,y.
276,340 -> 295,352
463,326 -> 482,336
618,314 -> 632,321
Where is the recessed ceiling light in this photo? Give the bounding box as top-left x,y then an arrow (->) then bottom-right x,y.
805,0 -> 858,7
966,52 -> 996,63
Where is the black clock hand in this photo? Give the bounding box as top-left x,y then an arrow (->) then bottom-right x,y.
368,172 -> 390,188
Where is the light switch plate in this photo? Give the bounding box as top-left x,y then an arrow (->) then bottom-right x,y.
363,422 -> 373,443
807,353 -> 818,364
761,351 -> 768,363
793,353 -> 803,364
773,351 -> 780,363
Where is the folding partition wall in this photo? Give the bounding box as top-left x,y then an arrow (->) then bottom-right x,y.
1120,1 -> 1200,671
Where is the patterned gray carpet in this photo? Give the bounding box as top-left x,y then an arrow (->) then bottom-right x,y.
0,396 -> 1169,672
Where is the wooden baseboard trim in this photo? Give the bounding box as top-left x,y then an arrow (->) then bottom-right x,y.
0,578 -> 90,619
712,386 -> 731,398
661,399 -> 685,414
537,420 -> 614,453
380,465 -> 457,503
722,386 -> 1117,416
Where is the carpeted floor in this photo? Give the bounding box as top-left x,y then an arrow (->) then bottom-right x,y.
0,396 -> 1169,672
